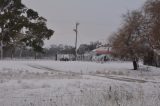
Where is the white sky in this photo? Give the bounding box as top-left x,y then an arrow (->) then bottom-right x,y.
22,0 -> 147,47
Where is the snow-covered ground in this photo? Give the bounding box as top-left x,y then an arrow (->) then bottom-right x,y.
0,60 -> 160,106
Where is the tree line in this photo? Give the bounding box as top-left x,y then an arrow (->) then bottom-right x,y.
2,41 -> 102,59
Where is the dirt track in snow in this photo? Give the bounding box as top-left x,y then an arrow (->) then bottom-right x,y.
27,64 -> 160,84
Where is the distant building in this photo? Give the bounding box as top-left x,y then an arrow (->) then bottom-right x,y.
91,46 -> 113,62
77,45 -> 113,62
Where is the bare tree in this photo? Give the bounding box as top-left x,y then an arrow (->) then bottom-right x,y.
111,10 -> 145,70
143,0 -> 160,49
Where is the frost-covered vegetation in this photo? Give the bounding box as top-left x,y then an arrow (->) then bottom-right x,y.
0,60 -> 160,106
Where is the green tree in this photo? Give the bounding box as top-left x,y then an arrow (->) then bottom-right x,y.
0,0 -> 54,59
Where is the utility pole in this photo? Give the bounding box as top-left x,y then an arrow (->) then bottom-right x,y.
0,28 -> 3,60
0,40 -> 3,60
0,9 -> 4,60
73,22 -> 80,61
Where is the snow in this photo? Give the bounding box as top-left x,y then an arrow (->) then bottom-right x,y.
0,60 -> 160,106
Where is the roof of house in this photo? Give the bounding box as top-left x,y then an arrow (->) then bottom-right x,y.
92,47 -> 112,54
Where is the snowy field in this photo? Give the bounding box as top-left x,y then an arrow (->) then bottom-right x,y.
0,60 -> 160,106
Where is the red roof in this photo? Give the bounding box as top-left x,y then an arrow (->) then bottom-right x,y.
92,47 -> 112,54
94,50 -> 112,54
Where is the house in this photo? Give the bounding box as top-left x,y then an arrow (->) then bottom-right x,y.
91,46 -> 113,62
77,44 -> 113,62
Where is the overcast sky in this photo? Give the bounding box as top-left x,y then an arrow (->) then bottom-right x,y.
22,0 -> 147,47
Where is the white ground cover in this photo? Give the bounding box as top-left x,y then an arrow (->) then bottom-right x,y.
0,60 -> 160,106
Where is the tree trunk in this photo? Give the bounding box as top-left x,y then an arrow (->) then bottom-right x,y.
0,40 -> 3,60
11,49 -> 14,60
34,52 -> 37,60
55,53 -> 58,61
133,60 -> 138,70
11,52 -> 13,60
19,49 -> 23,58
